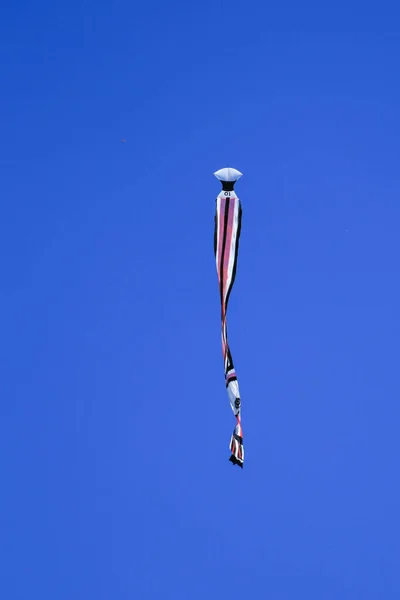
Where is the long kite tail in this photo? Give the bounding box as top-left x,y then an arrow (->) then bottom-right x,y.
214,180 -> 244,467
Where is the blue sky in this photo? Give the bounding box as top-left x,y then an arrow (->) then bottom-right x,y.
1,1 -> 400,598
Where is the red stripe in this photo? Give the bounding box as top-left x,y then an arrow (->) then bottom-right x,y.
217,197 -> 226,285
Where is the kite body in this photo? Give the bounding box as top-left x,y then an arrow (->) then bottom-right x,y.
213,167 -> 244,467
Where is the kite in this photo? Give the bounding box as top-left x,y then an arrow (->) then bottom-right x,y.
213,167 -> 244,468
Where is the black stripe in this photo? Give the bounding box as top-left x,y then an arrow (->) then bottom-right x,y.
224,344 -> 234,374
225,200 -> 242,311
219,197 -> 230,307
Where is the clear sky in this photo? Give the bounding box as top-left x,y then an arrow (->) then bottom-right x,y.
1,1 -> 400,598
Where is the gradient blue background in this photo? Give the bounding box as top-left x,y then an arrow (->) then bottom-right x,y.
1,1 -> 400,598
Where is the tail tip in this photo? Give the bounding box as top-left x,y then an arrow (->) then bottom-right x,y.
229,454 -> 244,468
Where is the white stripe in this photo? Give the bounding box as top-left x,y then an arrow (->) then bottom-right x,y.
224,197 -> 240,304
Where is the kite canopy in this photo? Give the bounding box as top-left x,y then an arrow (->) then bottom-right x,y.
213,167 -> 243,183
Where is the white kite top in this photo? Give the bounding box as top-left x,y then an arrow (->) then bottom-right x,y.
214,167 -> 243,183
